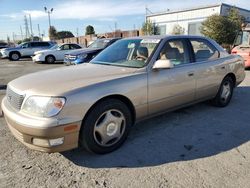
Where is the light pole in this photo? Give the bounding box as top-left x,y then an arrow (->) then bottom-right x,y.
44,7 -> 53,28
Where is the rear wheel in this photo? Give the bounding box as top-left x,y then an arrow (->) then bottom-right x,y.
211,76 -> 234,107
9,52 -> 20,61
80,99 -> 132,154
45,55 -> 55,63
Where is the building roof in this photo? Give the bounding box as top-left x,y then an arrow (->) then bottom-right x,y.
147,3 -> 250,18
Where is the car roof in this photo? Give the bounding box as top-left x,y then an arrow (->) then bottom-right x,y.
123,35 -> 213,40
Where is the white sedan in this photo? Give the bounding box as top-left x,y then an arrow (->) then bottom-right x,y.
32,43 -> 82,63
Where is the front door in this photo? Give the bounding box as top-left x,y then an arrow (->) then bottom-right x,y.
148,38 -> 196,115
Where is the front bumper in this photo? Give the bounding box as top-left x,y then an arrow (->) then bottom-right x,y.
64,58 -> 85,65
32,54 -> 44,62
1,97 -> 81,152
0,50 -> 8,58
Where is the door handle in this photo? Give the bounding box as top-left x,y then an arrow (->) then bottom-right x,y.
221,66 -> 226,70
188,72 -> 194,77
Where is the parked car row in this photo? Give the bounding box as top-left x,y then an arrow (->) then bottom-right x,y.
1,35 -> 246,154
0,38 -> 122,65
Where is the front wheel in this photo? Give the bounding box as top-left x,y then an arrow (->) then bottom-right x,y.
9,52 -> 20,61
211,76 -> 234,107
80,99 -> 132,154
45,55 -> 55,64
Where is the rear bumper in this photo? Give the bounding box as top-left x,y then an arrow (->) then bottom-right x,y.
1,97 -> 81,153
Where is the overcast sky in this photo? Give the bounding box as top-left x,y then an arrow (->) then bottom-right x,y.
0,0 -> 249,41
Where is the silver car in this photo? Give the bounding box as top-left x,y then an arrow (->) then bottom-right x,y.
1,35 -> 245,154
0,41 -> 55,61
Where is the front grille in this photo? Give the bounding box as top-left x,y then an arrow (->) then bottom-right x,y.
6,87 -> 25,110
65,54 -> 76,61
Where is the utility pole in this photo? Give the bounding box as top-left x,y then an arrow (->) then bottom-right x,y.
12,32 -> 15,43
24,15 -> 30,38
44,7 -> 53,29
114,22 -> 117,37
38,24 -> 41,40
20,25 -> 23,40
29,14 -> 33,41
76,28 -> 79,37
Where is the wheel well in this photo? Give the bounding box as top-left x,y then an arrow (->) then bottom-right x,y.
83,95 -> 136,125
225,73 -> 236,87
10,51 -> 21,56
46,54 -> 55,60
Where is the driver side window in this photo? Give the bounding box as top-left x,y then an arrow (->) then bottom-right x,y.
158,39 -> 189,66
22,43 -> 30,48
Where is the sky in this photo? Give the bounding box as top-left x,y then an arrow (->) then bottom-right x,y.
0,0 -> 249,41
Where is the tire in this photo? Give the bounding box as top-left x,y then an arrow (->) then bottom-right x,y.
9,52 -> 20,61
80,99 -> 132,154
211,76 -> 234,107
45,55 -> 55,64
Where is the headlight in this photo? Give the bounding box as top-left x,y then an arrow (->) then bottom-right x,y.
36,52 -> 44,55
21,96 -> 66,117
77,54 -> 87,59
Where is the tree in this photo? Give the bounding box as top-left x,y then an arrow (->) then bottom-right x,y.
49,26 -> 57,40
142,20 -> 159,35
171,24 -> 185,35
85,25 -> 95,35
200,8 -> 245,45
56,31 -> 74,39
228,7 -> 245,29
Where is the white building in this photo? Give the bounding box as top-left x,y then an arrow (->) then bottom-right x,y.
147,3 -> 250,36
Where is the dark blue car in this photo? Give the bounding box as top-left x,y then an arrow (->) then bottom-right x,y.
64,38 -> 120,65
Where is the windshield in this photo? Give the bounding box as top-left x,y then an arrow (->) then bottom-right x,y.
50,44 -> 59,50
17,42 -> 28,48
88,39 -> 110,48
235,31 -> 250,46
90,38 -> 160,68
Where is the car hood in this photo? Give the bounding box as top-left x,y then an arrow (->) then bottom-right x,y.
3,47 -> 20,51
9,63 -> 139,96
66,48 -> 103,56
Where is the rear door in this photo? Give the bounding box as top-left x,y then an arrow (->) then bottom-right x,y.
148,38 -> 196,115
188,38 -> 226,100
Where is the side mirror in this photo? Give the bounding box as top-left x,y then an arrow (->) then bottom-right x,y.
153,60 -> 174,70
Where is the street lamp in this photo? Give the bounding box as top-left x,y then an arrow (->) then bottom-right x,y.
44,7 -> 53,28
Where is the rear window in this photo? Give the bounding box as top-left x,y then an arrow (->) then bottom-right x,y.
190,39 -> 219,62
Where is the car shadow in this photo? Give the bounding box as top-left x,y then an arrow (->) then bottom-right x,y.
62,86 -> 250,168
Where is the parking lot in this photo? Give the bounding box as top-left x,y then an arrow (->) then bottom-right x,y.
0,58 -> 250,188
